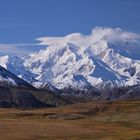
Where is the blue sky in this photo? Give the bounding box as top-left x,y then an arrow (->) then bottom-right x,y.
0,0 -> 140,55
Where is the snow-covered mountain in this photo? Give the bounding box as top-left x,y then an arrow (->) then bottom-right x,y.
0,65 -> 32,87
0,27 -> 140,92
0,55 -> 37,83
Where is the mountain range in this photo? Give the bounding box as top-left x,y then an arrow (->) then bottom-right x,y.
0,27 -> 140,103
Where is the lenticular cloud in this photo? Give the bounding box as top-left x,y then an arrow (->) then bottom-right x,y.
37,27 -> 140,46
36,27 -> 140,59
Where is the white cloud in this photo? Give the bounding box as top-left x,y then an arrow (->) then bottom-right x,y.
0,27 -> 140,58
0,44 -> 23,55
0,43 -> 45,56
36,27 -> 140,46
36,27 -> 140,59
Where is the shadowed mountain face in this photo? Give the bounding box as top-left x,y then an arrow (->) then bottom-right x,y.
60,84 -> 140,101
0,65 -> 33,88
0,86 -> 49,108
0,86 -> 71,108
97,85 -> 140,101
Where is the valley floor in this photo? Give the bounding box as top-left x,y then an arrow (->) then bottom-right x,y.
0,100 -> 140,140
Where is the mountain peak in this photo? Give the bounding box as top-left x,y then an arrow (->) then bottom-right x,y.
0,27 -> 140,92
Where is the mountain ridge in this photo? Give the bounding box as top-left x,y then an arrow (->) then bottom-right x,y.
0,65 -> 33,88
0,27 -> 140,95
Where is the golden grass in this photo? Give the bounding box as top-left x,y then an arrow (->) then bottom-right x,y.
0,100 -> 140,140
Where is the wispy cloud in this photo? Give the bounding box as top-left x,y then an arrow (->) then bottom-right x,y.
37,27 -> 140,46
36,27 -> 140,59
0,27 -> 140,58
0,43 -> 46,56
